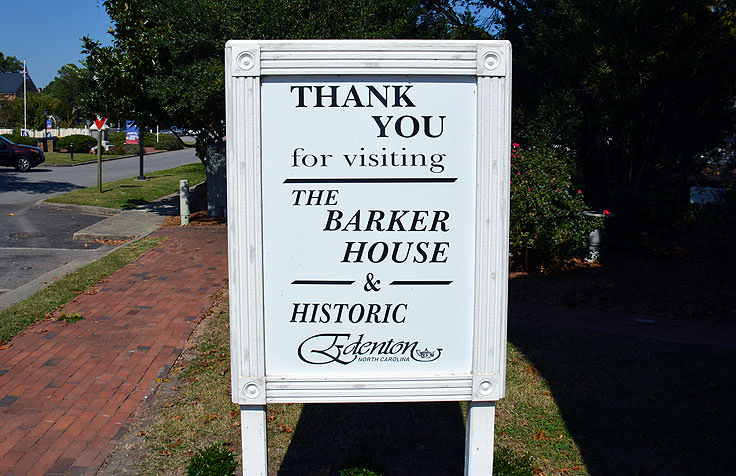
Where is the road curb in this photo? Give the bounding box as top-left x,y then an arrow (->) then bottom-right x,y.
35,199 -> 121,217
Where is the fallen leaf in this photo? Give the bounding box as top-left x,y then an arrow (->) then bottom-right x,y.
137,431 -> 146,437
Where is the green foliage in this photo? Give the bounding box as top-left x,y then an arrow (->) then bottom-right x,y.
0,93 -> 61,130
43,64 -> 85,126
186,443 -> 237,476
57,134 -> 97,152
510,140 -> 600,268
0,134 -> 37,146
0,52 -> 22,73
476,0 -> 736,226
80,0 -> 470,156
493,447 -> 536,476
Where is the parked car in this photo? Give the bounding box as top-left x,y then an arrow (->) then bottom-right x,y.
0,136 -> 45,171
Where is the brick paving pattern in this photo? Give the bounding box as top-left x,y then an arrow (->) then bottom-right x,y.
0,225 -> 227,476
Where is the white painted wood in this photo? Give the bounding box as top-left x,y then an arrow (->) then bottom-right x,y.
226,40 -> 511,405
228,40 -> 508,76
225,45 -> 266,405
464,401 -> 496,475
471,57 -> 511,401
266,375 -> 473,402
241,405 -> 267,476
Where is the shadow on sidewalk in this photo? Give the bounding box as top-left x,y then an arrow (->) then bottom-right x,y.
278,402 -> 465,475
508,317 -> 736,475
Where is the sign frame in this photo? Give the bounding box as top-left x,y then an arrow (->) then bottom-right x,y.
226,39 -> 511,406
226,38 -> 511,476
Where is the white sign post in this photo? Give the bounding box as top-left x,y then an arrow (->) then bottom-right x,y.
225,40 -> 511,475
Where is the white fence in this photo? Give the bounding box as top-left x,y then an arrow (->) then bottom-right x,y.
0,128 -> 95,138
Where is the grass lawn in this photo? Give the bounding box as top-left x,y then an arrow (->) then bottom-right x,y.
46,163 -> 205,210
43,151 -> 128,165
0,237 -> 164,345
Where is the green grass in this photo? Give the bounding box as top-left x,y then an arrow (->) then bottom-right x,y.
0,237 -> 163,345
46,163 -> 205,210
43,151 -> 128,165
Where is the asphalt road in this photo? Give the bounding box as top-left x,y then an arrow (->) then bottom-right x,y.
0,149 -> 199,296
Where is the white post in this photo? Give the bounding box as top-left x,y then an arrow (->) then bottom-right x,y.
179,179 -> 190,225
241,405 -> 268,476
464,401 -> 496,475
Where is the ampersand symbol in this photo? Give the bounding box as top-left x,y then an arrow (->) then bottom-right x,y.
363,273 -> 381,292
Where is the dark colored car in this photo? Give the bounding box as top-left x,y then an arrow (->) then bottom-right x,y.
0,136 -> 45,171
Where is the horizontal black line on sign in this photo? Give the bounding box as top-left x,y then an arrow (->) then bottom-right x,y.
291,280 -> 355,285
389,281 -> 453,285
283,178 -> 458,184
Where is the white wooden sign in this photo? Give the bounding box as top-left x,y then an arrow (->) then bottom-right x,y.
225,40 -> 511,475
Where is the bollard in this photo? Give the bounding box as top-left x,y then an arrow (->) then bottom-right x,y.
583,210 -> 612,262
69,143 -> 74,162
180,179 -> 190,226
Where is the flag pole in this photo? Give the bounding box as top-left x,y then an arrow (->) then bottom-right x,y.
23,60 -> 27,135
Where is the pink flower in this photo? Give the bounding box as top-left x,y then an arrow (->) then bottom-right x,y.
603,210 -> 611,215
512,142 -> 520,148
577,189 -> 583,194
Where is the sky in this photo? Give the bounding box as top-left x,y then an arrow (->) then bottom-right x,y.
0,1 -> 113,88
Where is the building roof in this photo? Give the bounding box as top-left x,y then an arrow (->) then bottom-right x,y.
0,72 -> 38,96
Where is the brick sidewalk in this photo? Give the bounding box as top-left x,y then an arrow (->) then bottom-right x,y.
0,225 -> 227,476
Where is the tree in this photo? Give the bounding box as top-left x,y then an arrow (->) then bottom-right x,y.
0,93 -> 61,130
466,0 -> 736,231
0,52 -> 22,73
80,0 -> 466,215
44,64 -> 85,126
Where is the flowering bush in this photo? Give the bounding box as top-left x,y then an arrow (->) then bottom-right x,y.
510,141 -> 599,269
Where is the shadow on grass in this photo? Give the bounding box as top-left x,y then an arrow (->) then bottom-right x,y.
509,317 -> 736,475
122,198 -> 149,210
278,402 -> 465,475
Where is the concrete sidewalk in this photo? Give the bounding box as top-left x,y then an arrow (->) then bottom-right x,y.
0,224 -> 227,476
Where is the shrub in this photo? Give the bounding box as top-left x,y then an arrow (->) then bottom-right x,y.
107,131 -> 184,150
510,140 -> 602,269
339,468 -> 383,476
186,443 -> 237,476
155,133 -> 185,150
1,134 -> 37,146
494,447 -> 536,476
57,134 -> 97,152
